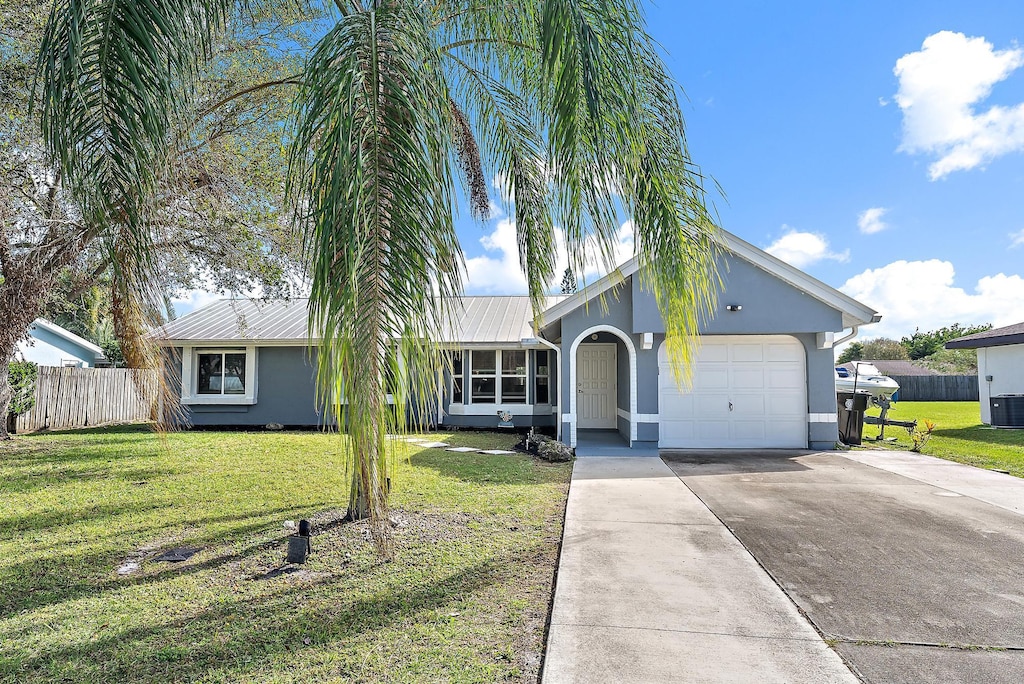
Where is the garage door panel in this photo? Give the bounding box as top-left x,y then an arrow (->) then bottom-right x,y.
731,344 -> 764,362
767,394 -> 806,416
697,420 -> 731,440
696,369 -> 729,390
767,343 -> 803,362
700,344 -> 729,363
731,395 -> 766,416
732,421 -> 767,440
768,368 -> 804,390
660,393 -> 694,417
659,335 -> 807,449
732,369 -> 765,389
697,396 -> 732,418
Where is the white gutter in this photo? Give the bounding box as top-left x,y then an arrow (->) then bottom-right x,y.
834,326 -> 859,348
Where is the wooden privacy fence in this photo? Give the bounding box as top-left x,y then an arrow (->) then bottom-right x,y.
16,366 -> 158,432
890,374 -> 979,402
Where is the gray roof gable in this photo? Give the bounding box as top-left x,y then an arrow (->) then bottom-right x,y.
540,229 -> 880,330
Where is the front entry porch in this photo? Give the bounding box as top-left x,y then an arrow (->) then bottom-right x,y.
575,429 -> 658,457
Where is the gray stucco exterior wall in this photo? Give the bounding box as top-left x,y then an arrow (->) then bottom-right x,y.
173,346 -> 325,427
557,249 -> 845,449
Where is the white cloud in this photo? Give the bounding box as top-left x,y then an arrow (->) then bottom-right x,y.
857,207 -> 889,235
763,227 -> 850,269
170,289 -> 224,317
840,259 -> 1024,340
463,219 -> 635,294
894,31 -> 1024,179
1010,228 -> 1024,248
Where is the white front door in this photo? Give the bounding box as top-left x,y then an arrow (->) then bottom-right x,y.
578,344 -> 617,428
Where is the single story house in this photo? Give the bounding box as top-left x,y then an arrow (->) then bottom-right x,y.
155,229 -> 880,450
946,322 -> 1024,425
16,318 -> 107,368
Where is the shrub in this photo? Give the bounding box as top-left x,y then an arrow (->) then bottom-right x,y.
8,361 -> 38,417
909,419 -> 936,453
524,431 -> 574,462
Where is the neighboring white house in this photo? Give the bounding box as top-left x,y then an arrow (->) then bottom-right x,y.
946,322 -> 1024,425
16,318 -> 107,368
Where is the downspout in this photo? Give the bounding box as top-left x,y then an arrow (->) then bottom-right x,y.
834,326 -> 859,348
533,334 -> 563,442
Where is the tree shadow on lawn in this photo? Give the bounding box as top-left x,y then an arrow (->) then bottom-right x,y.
409,449 -> 568,485
1,464 -> 177,496
22,424 -> 153,438
0,505 -> 319,615
4,546 -> 527,683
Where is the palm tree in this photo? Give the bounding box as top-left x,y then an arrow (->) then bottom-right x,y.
36,0 -> 720,557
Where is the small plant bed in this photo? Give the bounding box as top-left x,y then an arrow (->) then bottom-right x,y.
858,401 -> 1024,477
0,427 -> 571,683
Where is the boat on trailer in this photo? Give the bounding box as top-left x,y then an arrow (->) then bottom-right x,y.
835,362 -> 900,402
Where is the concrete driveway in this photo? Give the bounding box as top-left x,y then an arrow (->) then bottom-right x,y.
663,449 -> 1024,684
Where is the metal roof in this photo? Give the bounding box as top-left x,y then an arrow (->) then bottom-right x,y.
154,296 -> 567,345
441,296 -> 556,344
945,322 -> 1024,349
154,299 -> 310,343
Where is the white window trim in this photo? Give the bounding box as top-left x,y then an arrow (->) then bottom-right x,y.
534,349 -> 550,406
448,403 -> 542,416
449,350 -> 465,405
181,345 -> 258,405
467,349 -> 531,406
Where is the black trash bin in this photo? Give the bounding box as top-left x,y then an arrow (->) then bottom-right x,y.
837,391 -> 870,445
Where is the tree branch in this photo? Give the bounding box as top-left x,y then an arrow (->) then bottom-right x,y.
196,76 -> 303,119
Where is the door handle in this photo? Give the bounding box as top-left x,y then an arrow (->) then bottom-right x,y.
728,401 -> 734,412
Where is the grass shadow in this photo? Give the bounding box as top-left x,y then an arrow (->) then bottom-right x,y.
2,546 -> 523,683
0,505 -> 322,615
932,426 -> 1024,448
409,449 -> 565,485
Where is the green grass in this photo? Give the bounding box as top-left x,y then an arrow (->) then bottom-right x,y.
860,401 -> 1024,476
0,427 -> 571,683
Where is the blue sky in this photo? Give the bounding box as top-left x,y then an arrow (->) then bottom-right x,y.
457,1 -> 1024,342
173,2 -> 1024,343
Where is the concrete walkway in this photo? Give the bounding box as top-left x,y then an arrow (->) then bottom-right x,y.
542,457 -> 856,683
841,449 -> 1024,516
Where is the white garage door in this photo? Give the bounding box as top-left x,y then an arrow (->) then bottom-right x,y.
659,336 -> 807,449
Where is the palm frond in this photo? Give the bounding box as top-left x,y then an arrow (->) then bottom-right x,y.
443,51 -> 555,315
36,0 -> 231,250
288,2 -> 462,556
540,0 -> 720,379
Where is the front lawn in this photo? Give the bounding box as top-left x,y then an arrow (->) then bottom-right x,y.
0,427 -> 571,683
860,401 -> 1024,476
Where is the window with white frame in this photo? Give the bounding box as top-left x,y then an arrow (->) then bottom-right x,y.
534,350 -> 550,404
182,346 -> 257,404
197,351 -> 247,395
501,350 -> 527,403
464,349 -> 530,405
451,351 -> 464,403
470,350 -> 496,403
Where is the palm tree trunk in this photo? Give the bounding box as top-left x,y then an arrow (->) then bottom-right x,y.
0,351 -> 12,440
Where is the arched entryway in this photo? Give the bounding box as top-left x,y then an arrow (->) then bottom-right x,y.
568,325 -> 637,447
